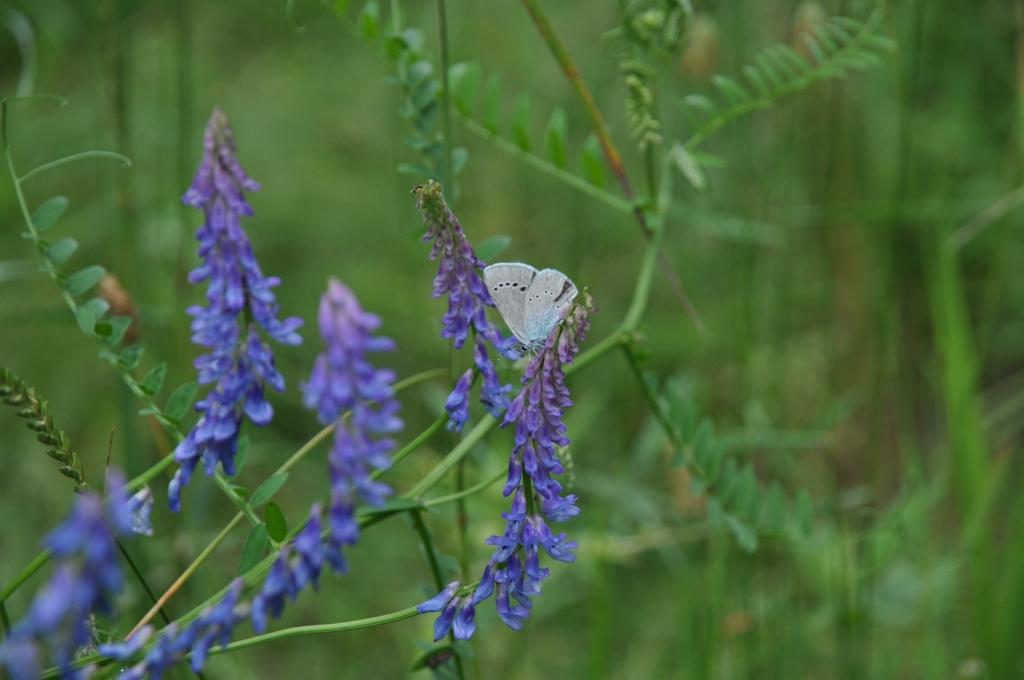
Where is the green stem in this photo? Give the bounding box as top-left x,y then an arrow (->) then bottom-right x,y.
517,1 -> 704,333
388,413 -> 449,471
409,509 -> 466,680
621,344 -> 711,484
0,601 -> 9,638
406,415 -> 497,498
457,113 -> 633,214
435,0 -> 453,189
112,531 -> 173,627
519,0 -> 645,232
622,218 -> 664,332
423,466 -> 505,508
19,150 -> 131,183
128,514 -> 244,637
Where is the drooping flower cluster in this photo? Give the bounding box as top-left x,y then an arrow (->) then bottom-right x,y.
0,472 -> 148,680
419,294 -> 593,638
302,278 -> 402,572
414,180 -> 517,431
101,579 -> 246,679
169,108 -> 303,512
102,505 -> 327,677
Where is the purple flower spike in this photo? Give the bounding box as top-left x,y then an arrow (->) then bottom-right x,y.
420,293 -> 594,640
170,108 -> 303,512
414,180 -> 517,431
0,470 -> 143,679
302,278 -> 402,571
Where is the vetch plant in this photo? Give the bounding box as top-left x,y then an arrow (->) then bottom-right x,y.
0,0 -> 871,675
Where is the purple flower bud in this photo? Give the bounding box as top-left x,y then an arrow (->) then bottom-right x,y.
417,581 -> 461,613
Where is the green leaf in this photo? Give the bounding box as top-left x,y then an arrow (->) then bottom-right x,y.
511,93 -> 532,150
250,472 -> 289,508
139,363 -> 167,396
102,316 -> 133,346
742,65 -> 769,95
264,502 -> 288,542
579,134 -> 605,187
32,196 -> 68,233
680,94 -> 715,113
239,523 -> 269,574
410,644 -> 457,671
357,1 -> 380,40
64,265 -> 105,296
668,143 -> 706,192
725,514 -> 759,552
396,162 -> 433,177
46,237 -> 78,265
482,75 -> 502,133
762,482 -> 786,532
475,235 -> 511,263
448,62 -> 481,115
408,59 -> 434,84
544,108 -> 568,169
119,344 -> 144,370
75,298 -> 109,336
165,382 -> 199,421
411,77 -> 439,113
234,435 -> 252,475
711,75 -> 750,105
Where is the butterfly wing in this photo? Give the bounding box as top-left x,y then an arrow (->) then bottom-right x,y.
524,268 -> 578,345
483,262 -> 537,346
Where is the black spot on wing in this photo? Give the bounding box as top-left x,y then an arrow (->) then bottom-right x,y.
553,280 -> 574,303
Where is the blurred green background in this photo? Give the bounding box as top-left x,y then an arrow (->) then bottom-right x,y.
2,0 -> 1023,678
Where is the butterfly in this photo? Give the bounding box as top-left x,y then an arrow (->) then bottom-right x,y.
483,262 -> 578,353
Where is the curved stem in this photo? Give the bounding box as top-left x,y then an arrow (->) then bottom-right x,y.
19,150 -> 132,183
457,113 -> 633,214
406,415 -> 497,498
127,514 -> 244,637
423,466 -> 504,508
435,0 -> 453,189
519,0 -> 644,232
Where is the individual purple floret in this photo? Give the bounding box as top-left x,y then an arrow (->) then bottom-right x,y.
0,471 -> 143,679
414,180 -> 517,431
170,108 -> 303,512
419,293 -> 593,639
302,278 -> 402,572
